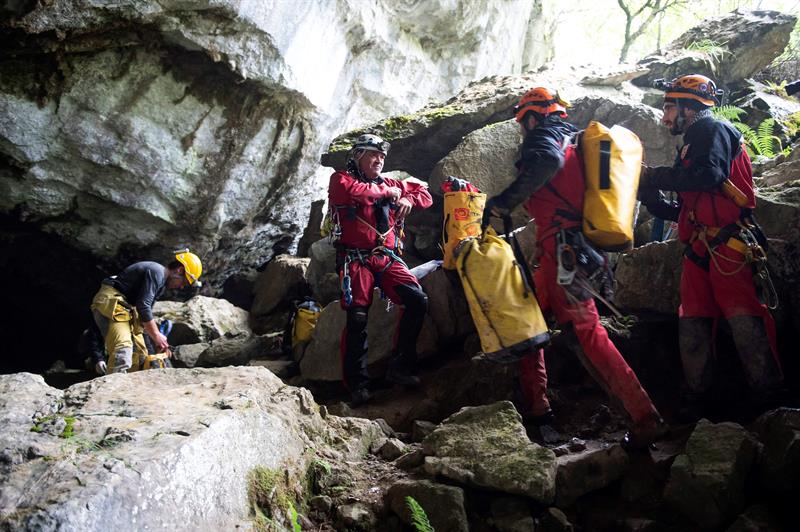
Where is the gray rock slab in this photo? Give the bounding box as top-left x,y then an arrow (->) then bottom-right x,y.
663,419 -> 758,530
555,442 -> 630,508
250,255 -> 310,318
490,496 -> 535,532
615,239 -> 683,315
154,296 -> 251,345
387,479 -> 468,532
0,368 -> 383,531
422,401 -> 557,503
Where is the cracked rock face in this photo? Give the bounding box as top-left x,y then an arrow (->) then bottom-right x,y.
0,0 -> 554,288
634,10 -> 796,87
0,368 -> 382,531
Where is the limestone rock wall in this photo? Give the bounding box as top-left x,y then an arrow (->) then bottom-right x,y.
0,0 -> 555,286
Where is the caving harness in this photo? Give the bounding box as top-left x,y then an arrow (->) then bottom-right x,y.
683,206 -> 778,309
328,199 -> 407,307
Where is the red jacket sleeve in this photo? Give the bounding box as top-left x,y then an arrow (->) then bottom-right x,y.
328,171 -> 388,206
390,178 -> 433,210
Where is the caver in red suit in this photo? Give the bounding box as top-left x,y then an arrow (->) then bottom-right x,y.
327,134 -> 432,406
638,75 -> 782,411
484,87 -> 665,448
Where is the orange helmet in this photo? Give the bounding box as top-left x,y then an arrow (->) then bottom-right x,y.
654,75 -> 722,107
514,87 -> 569,122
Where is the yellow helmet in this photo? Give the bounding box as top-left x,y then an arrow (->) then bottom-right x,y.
175,249 -> 202,285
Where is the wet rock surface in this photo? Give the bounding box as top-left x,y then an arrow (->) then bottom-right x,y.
422,401 -> 557,503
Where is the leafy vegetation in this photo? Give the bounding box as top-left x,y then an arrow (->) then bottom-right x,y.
685,39 -> 728,65
763,80 -> 789,98
712,106 -> 789,158
405,496 -> 434,532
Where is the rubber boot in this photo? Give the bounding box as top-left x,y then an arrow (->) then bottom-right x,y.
728,315 -> 783,399
386,284 -> 427,389
343,307 -> 371,395
679,317 -> 716,395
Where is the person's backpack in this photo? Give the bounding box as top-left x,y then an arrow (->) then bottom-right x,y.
576,121 -> 643,251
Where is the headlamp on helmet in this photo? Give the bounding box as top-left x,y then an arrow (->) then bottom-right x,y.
652,75 -> 723,107
352,134 -> 390,155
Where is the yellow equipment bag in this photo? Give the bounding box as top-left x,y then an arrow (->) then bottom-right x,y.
143,352 -> 169,370
288,299 -> 321,360
292,306 -> 320,346
455,228 -> 549,362
579,121 -> 643,251
442,191 -> 486,269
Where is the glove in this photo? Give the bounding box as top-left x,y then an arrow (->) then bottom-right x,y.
95,360 -> 107,375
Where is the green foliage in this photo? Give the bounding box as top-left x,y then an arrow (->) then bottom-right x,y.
60,417 -> 76,439
712,105 -> 747,122
786,112 -> 800,138
685,39 -> 728,65
288,502 -> 301,532
763,80 -> 789,98
405,496 -> 434,532
712,107 -> 790,158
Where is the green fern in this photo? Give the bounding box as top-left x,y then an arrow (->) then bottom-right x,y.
685,39 -> 728,65
712,105 -> 747,122
712,107 -> 786,158
405,496 -> 434,532
764,80 -> 788,98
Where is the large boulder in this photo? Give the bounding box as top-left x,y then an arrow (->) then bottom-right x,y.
386,479 -> 468,532
0,0 -> 557,286
615,239 -> 683,315
555,442 -> 630,508
153,295 -> 251,345
299,297 -> 438,382
752,408 -> 800,496
250,255 -> 310,331
429,120 -> 520,195
0,369 -> 383,531
321,68 -> 639,177
663,419 -> 758,530
729,80 -> 800,134
307,239 -> 341,306
634,10 -> 797,87
418,269 -> 476,346
565,96 -> 677,167
422,401 -> 557,503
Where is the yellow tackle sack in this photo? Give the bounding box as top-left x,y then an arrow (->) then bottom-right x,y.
455,228 -> 549,361
442,191 -> 486,269
289,299 -> 321,359
579,121 -> 643,251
